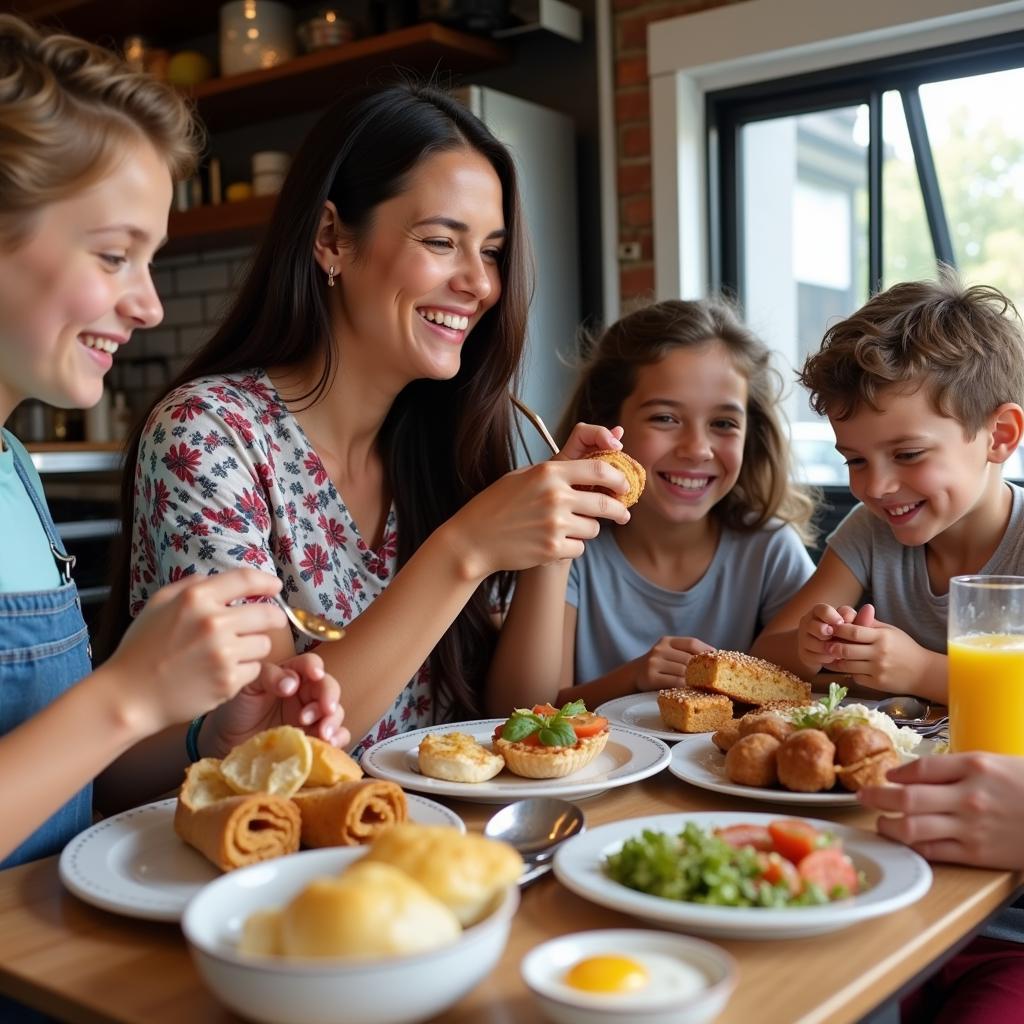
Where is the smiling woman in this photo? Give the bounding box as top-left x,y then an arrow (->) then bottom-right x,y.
103,82 -> 633,760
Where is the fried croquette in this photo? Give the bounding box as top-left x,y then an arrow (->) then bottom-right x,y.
834,725 -> 893,766
737,711 -> 794,743
712,719 -> 742,753
724,733 -> 781,787
585,449 -> 646,508
836,748 -> 901,791
776,729 -> 836,792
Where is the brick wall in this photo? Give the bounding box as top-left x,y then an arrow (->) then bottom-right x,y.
613,0 -> 745,302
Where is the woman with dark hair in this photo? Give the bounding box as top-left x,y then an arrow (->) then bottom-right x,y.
103,81 -> 629,777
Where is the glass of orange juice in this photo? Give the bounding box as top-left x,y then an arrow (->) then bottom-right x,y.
948,575 -> 1024,754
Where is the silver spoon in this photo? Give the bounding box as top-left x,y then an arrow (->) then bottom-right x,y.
273,595 -> 346,643
484,797 -> 585,887
874,695 -> 930,723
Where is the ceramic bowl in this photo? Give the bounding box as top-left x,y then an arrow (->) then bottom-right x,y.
182,847 -> 518,1024
521,928 -> 736,1024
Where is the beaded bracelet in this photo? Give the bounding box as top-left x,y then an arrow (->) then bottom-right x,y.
185,714 -> 206,763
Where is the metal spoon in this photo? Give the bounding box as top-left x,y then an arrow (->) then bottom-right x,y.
274,595 -> 346,643
484,797 -> 585,887
874,695 -> 930,723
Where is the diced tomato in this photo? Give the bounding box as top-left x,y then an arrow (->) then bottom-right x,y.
569,712 -> 608,738
798,848 -> 859,897
757,852 -> 802,895
715,824 -> 774,851
768,819 -> 824,864
532,704 -> 559,716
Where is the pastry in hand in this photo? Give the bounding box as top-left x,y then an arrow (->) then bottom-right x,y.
418,731 -> 505,783
584,449 -> 646,508
363,823 -> 523,927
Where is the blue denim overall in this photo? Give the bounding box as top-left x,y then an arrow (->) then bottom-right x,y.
0,441 -> 92,870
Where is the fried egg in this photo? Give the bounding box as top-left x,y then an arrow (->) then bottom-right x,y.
559,950 -> 706,1005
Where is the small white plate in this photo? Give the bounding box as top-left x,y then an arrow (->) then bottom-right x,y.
553,811 -> 932,939
59,793 -> 464,922
361,721 -> 671,804
595,693 -> 690,743
667,734 -> 860,807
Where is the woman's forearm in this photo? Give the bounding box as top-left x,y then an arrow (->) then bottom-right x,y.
487,562 -> 572,714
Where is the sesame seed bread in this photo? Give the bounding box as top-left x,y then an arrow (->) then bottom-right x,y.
656,687 -> 734,733
686,651 -> 812,705
494,729 -> 609,779
418,731 -> 505,783
585,449 -> 646,508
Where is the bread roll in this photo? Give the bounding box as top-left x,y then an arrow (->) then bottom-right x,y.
363,824 -> 523,926
220,725 -> 312,798
174,792 -> 301,872
291,779 -> 407,847
418,731 -> 505,783
278,863 -> 461,958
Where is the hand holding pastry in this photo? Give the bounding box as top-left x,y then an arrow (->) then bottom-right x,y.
633,635 -> 715,692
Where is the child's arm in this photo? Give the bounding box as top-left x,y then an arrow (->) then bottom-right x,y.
487,563 -> 576,712
751,548 -> 865,677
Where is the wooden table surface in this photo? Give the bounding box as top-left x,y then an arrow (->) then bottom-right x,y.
0,769 -> 1019,1024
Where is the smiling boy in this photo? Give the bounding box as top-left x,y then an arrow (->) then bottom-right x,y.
752,271 -> 1024,700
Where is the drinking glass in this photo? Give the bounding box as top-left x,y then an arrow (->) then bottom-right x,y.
948,575 -> 1024,754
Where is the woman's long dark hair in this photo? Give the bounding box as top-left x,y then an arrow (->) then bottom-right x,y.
100,82 -> 531,719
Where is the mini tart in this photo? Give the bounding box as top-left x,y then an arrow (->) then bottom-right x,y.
494,728 -> 609,779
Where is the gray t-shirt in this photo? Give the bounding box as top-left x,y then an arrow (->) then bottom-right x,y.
826,482 -> 1024,653
566,521 -> 814,684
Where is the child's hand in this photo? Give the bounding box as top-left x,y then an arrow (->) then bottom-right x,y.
823,606 -> 931,692
632,637 -> 715,691
797,603 -> 851,672
557,422 -> 624,462
858,754 -> 1024,870
206,652 -> 349,756
105,569 -> 287,735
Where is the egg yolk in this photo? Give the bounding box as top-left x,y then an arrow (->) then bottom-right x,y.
564,955 -> 650,993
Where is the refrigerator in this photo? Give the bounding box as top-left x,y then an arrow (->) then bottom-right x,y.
455,85 -> 581,464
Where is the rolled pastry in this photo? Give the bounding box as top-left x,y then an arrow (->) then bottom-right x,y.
291,779 -> 408,847
174,793 -> 301,872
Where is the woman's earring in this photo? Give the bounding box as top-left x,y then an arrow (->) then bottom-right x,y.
327,265 -> 336,288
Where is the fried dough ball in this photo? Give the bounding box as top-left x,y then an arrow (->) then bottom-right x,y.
837,749 -> 901,791
737,711 -> 794,743
834,725 -> 893,766
777,729 -> 836,793
712,719 -> 742,753
724,733 -> 781,787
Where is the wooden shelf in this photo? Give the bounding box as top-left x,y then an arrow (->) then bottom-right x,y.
165,194 -> 277,256
185,23 -> 508,132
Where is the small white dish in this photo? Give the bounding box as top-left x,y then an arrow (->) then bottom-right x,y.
59,794 -> 463,922
521,928 -> 736,1024
183,847 -> 518,1024
361,721 -> 671,804
553,811 -> 932,940
595,693 -> 689,743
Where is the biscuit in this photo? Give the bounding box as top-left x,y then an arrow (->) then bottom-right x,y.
657,687 -> 733,733
585,449 -> 646,508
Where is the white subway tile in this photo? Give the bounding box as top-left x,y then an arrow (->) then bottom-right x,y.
176,262 -> 231,294
160,296 -> 204,327
178,326 -> 213,355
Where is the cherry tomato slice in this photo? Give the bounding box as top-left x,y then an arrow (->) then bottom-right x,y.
798,847 -> 859,897
569,712 -> 609,738
768,819 -> 825,863
715,824 -> 774,851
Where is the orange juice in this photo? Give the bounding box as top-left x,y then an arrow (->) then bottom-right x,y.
948,634 -> 1024,754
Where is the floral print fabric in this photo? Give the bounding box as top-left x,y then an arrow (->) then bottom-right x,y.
129,369 -> 435,758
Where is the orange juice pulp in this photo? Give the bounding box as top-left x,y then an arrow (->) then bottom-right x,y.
948,633 -> 1024,754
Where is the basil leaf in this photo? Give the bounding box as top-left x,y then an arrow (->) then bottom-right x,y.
501,714 -> 542,742
538,721 -> 577,747
559,699 -> 587,718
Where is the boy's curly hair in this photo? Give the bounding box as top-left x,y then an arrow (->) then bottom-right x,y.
800,266 -> 1024,435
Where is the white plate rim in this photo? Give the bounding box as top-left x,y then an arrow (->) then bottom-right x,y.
594,692 -> 692,742
552,810 -> 932,939
58,792 -> 464,923
360,720 -> 671,803
667,733 -> 861,807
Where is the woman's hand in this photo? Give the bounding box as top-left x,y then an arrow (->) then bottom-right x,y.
448,455 -> 632,579
205,651 -> 348,757
557,422 -> 624,462
632,636 -> 715,691
104,569 -> 287,736
859,753 -> 1024,870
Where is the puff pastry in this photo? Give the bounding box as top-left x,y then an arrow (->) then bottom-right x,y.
291,779 -> 408,847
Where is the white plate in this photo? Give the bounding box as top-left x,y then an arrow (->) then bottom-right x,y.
361,721 -> 671,803
58,793 -> 464,923
595,693 -> 691,742
667,734 -> 860,807
553,811 -> 932,939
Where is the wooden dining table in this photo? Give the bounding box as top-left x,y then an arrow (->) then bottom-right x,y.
0,765 -> 1019,1024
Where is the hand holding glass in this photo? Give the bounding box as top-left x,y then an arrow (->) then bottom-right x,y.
948,575 -> 1024,754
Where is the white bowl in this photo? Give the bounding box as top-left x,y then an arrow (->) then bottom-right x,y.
182,847 -> 518,1024
521,929 -> 736,1024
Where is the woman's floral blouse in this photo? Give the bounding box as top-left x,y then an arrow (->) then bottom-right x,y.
129,369 -> 436,758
